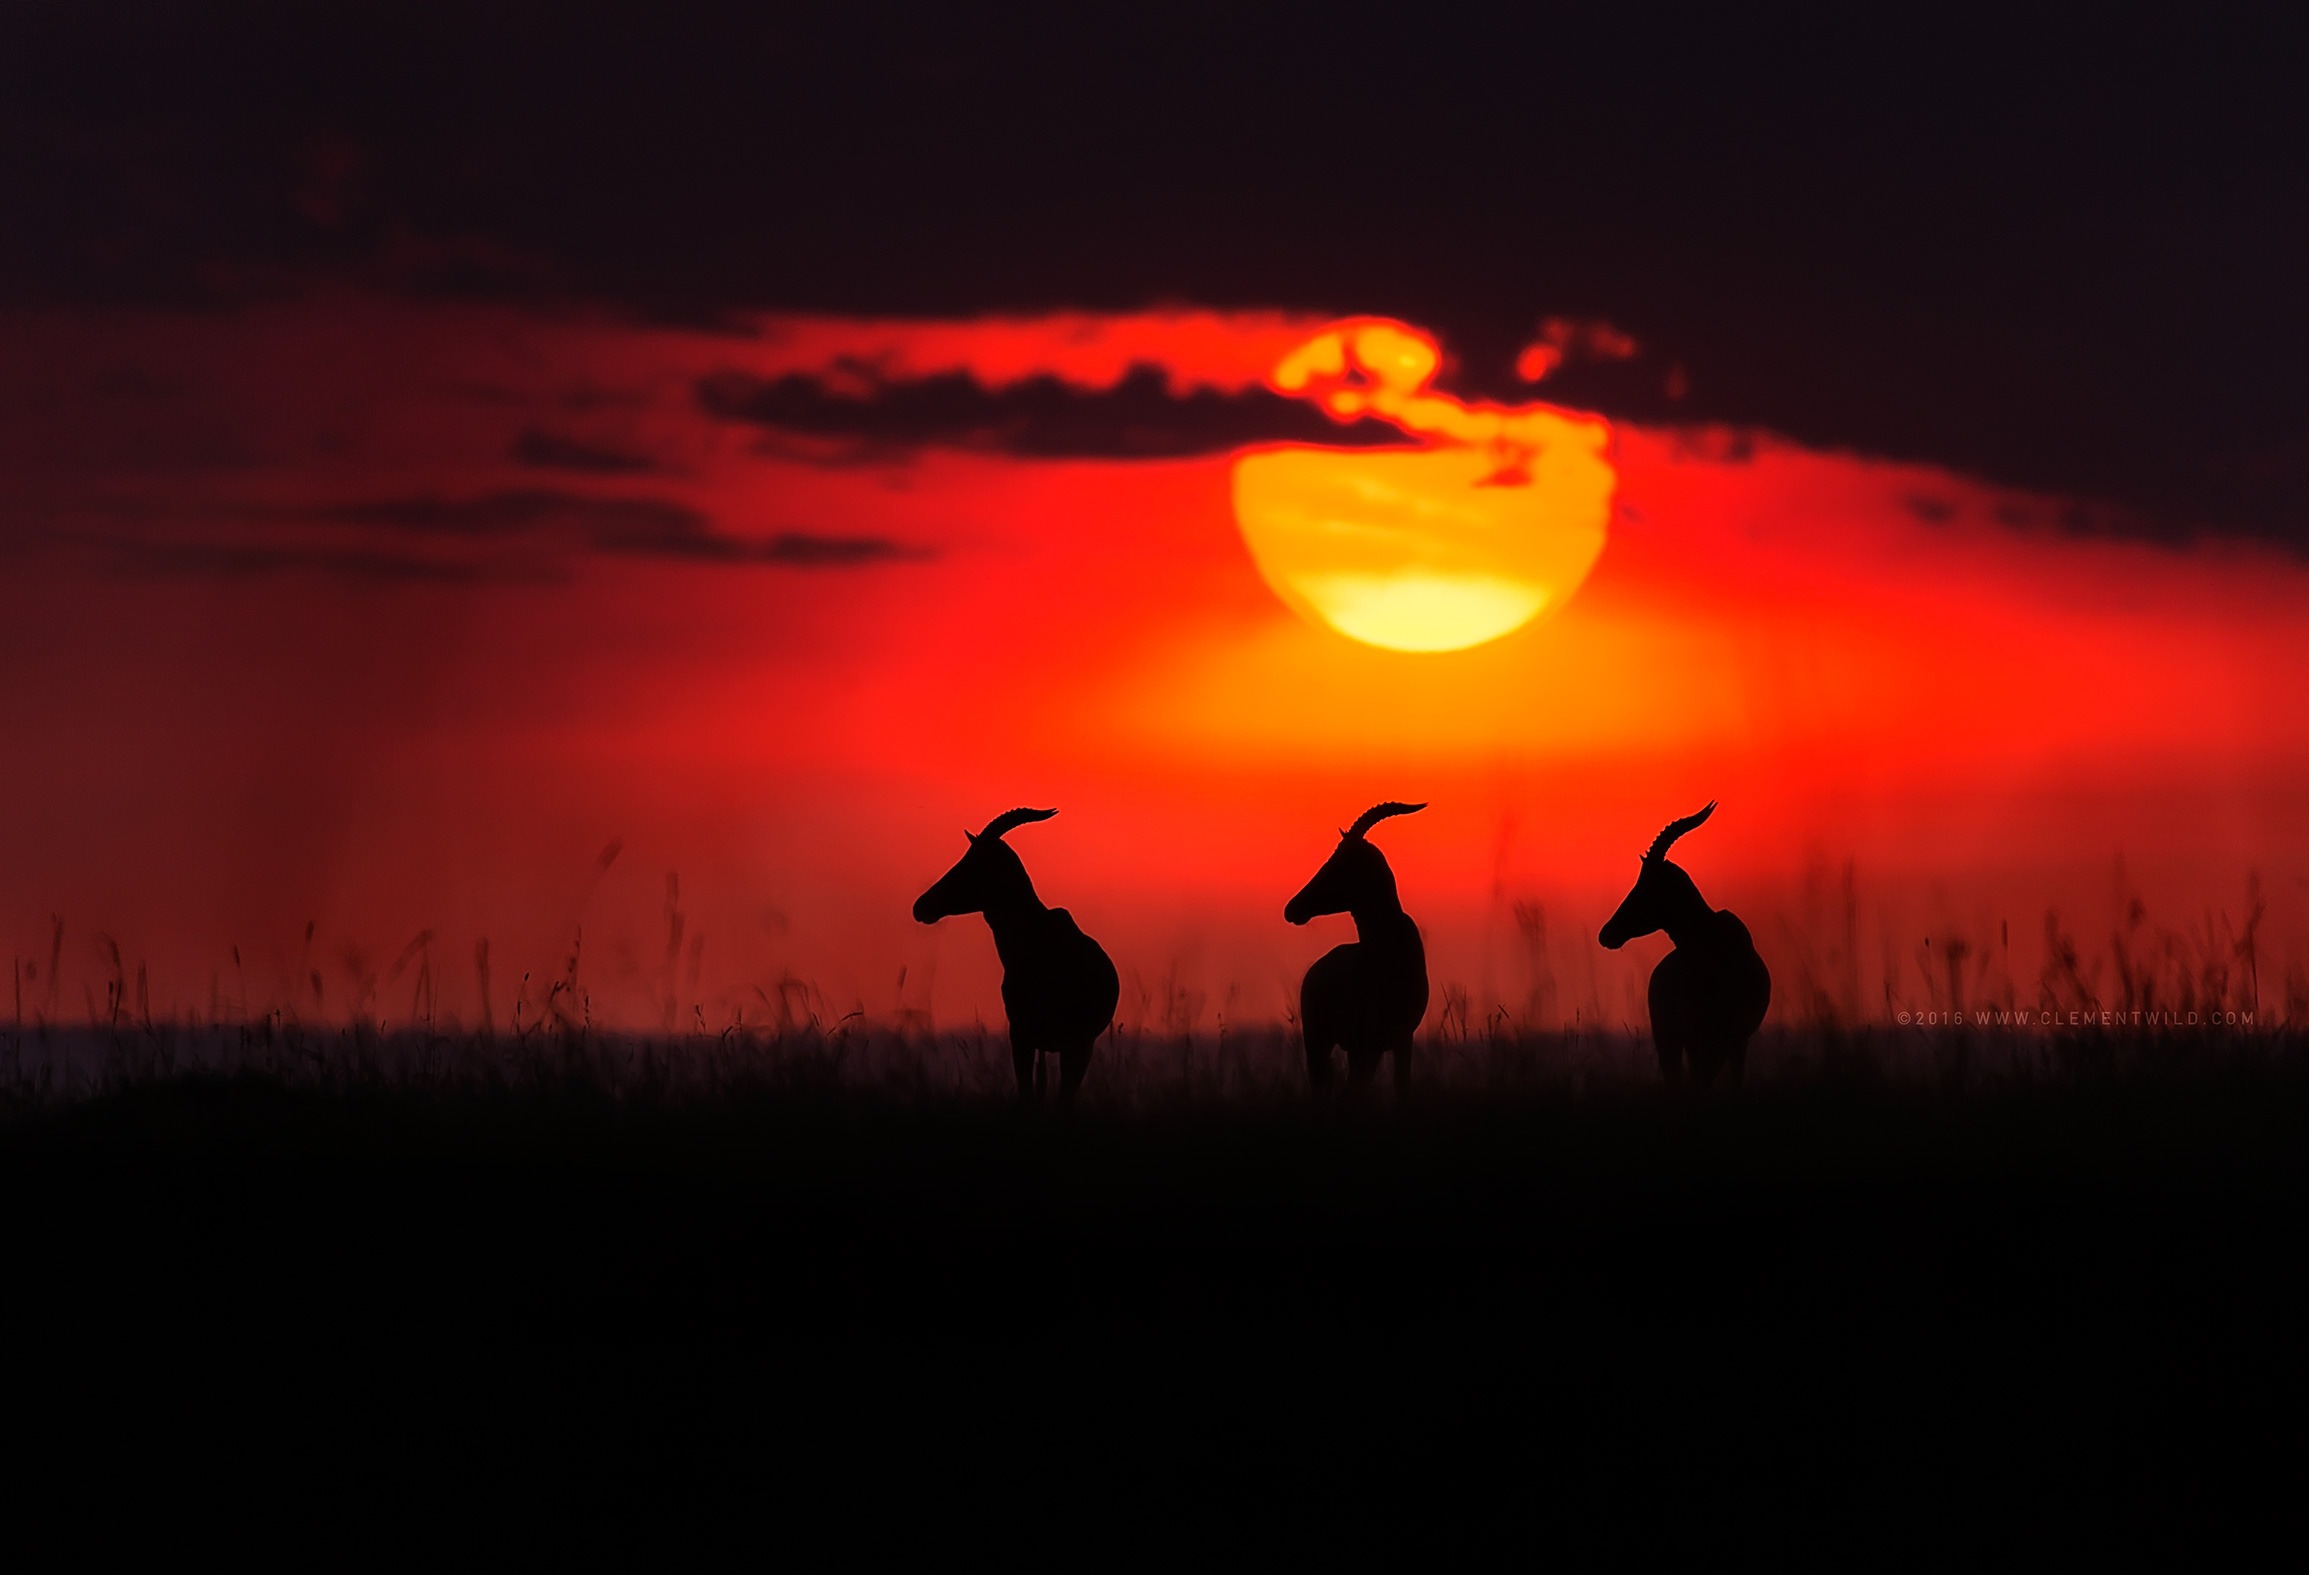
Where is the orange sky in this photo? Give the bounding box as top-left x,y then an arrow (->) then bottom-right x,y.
4,295 -> 2305,1032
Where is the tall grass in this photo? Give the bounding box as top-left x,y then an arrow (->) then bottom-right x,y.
3,1006 -> 2302,1123
6,860 -> 2298,1114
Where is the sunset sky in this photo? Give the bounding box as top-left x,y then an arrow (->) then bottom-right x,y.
4,7 -> 2305,1030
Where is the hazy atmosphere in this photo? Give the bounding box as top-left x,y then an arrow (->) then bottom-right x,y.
6,6 -> 2306,1556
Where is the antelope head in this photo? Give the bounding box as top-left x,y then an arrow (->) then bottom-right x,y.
913,807 -> 1056,922
1598,802 -> 1715,949
1285,802 -> 1425,925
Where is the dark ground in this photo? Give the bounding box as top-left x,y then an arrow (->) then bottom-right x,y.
5,1065 -> 2307,1562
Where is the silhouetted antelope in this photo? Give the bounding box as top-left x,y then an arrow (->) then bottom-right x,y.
1286,802 -> 1430,1095
913,807 -> 1120,1107
1598,802 -> 1771,1087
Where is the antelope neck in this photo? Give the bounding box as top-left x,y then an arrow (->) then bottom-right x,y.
1350,899 -> 1411,940
978,885 -> 1050,963
1657,888 -> 1716,950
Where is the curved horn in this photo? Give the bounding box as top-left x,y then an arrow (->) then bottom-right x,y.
978,806 -> 1058,840
1644,801 -> 1717,862
1344,801 -> 1426,840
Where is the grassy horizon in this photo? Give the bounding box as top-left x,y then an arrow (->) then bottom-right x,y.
4,1009 -> 2303,1119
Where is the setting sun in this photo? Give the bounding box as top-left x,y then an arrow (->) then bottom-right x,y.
1231,320 -> 1616,652
1233,444 -> 1607,651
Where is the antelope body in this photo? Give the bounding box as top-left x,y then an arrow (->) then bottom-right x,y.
913,808 -> 1119,1106
1598,802 -> 1771,1086
1286,802 -> 1429,1095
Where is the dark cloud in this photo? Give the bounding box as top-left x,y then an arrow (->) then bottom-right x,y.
595,527 -> 926,567
310,489 -> 927,570
511,430 -> 661,475
79,489 -> 927,581
696,364 -> 1405,460
3,6 -> 2305,544
757,533 -> 926,567
317,489 -> 703,539
104,539 -> 524,584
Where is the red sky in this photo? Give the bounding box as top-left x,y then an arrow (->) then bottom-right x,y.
4,295 -> 2304,1032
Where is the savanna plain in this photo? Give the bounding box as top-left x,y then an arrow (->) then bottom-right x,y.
5,887 -> 2306,1561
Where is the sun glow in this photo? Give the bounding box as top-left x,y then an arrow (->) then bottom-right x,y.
1232,319 -> 1615,653
1294,573 -> 1548,652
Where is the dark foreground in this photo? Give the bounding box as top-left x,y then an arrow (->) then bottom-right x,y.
6,1056 -> 2307,1561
